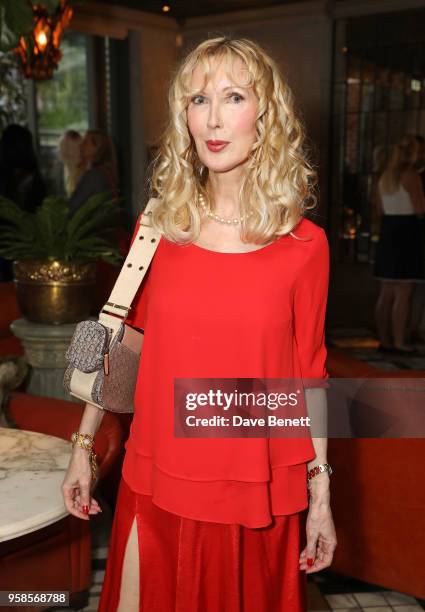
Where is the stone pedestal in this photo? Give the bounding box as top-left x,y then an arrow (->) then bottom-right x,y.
10,318 -> 83,403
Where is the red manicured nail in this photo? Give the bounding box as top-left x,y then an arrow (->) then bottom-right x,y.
82,505 -> 89,514
307,558 -> 314,567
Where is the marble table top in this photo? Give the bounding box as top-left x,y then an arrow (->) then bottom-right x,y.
0,427 -> 72,542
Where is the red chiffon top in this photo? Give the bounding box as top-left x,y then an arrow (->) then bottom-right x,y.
121,215 -> 330,528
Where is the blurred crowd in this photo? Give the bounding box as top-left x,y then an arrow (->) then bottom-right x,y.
0,125 -> 129,282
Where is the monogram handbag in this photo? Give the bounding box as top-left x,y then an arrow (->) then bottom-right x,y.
63,198 -> 161,413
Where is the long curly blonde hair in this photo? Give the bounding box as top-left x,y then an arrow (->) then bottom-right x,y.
148,36 -> 317,244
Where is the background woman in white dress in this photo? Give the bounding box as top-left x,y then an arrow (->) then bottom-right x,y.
374,134 -> 425,353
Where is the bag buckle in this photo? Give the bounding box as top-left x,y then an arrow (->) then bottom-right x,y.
102,302 -> 131,319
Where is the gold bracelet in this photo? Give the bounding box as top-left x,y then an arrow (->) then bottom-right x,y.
71,431 -> 98,481
71,431 -> 94,447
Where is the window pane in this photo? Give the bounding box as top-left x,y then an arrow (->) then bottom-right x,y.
36,32 -> 89,194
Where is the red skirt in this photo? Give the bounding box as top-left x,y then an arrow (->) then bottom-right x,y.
98,477 -> 308,612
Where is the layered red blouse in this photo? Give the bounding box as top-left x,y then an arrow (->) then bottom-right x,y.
121,215 -> 330,528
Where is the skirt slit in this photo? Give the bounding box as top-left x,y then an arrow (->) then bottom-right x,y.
98,479 -> 141,612
98,476 -> 308,612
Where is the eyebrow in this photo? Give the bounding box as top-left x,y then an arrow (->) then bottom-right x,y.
195,85 -> 247,94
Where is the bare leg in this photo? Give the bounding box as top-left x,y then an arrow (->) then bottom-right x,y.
116,516 -> 140,612
407,283 -> 425,340
392,282 -> 414,349
375,281 -> 395,347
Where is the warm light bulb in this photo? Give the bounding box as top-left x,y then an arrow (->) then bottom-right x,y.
16,0 -> 74,79
37,31 -> 48,47
162,4 -> 170,12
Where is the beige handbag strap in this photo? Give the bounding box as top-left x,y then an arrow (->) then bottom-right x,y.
98,198 -> 161,331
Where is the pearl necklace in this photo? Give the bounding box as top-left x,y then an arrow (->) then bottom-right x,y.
198,192 -> 253,225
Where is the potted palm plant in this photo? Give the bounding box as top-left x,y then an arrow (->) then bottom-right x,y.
0,192 -> 123,324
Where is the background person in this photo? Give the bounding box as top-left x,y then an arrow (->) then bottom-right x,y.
68,128 -> 118,215
0,124 -> 46,281
407,134 -> 425,344
0,124 -> 46,213
58,129 -> 84,197
68,128 -> 130,312
373,134 -> 425,353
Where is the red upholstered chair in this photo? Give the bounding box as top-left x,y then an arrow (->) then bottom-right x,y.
0,392 -> 126,611
326,348 -> 425,599
326,347 -> 378,378
0,282 -> 23,357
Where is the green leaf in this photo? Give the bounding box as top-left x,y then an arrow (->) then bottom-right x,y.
75,251 -> 122,265
67,192 -> 111,238
91,202 -> 122,226
0,191 -> 124,265
0,196 -> 25,221
0,236 -> 34,248
39,196 -> 69,236
66,200 -> 121,244
35,205 -> 54,251
73,237 -> 115,248
42,195 -> 68,211
0,198 -> 37,239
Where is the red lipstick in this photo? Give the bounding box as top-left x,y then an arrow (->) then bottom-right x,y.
206,140 -> 229,152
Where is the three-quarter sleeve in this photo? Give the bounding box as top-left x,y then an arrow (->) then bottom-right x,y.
124,214 -> 151,331
293,228 -> 330,389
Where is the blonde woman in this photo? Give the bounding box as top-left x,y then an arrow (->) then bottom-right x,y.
68,129 -> 118,215
58,130 -> 84,197
374,135 -> 425,353
62,37 -> 337,611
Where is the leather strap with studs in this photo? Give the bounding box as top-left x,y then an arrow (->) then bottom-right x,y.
99,197 -> 161,324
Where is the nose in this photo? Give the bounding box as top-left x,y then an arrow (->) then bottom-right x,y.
206,98 -> 222,130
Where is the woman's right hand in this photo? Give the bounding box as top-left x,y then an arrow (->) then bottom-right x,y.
61,446 -> 102,520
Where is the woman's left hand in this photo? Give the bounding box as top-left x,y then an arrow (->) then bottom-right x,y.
299,483 -> 337,573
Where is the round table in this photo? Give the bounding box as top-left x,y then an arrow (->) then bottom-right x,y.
0,427 -> 72,542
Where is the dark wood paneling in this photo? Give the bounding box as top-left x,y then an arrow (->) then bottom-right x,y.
99,0 -> 307,19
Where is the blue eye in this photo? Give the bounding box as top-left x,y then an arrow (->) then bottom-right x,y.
191,93 -> 244,105
229,93 -> 244,103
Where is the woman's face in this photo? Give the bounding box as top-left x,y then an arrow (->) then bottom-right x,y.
80,133 -> 97,163
186,56 -> 258,176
